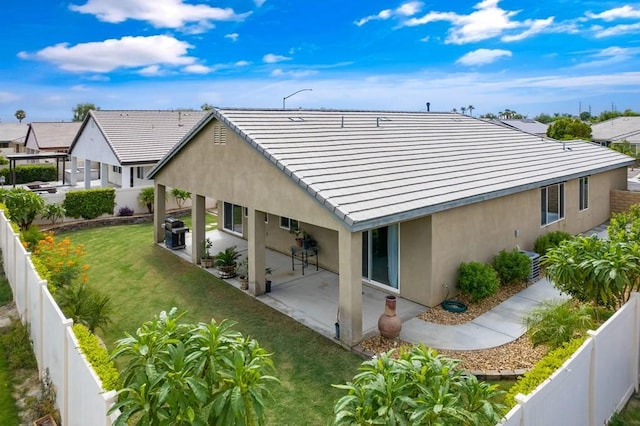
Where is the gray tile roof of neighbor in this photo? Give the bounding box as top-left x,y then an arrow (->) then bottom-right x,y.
27,122 -> 82,150
0,123 -> 28,143
73,110 -> 209,165
591,116 -> 640,143
151,109 -> 635,231
495,119 -> 549,135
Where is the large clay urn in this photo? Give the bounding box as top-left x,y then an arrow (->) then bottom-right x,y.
378,295 -> 402,339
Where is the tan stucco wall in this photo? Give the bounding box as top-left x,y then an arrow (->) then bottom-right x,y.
154,118 -> 345,268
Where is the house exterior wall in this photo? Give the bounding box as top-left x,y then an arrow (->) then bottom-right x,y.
153,118 -> 346,266
71,118 -> 119,165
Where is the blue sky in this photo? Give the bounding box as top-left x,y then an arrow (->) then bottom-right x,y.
2,0 -> 640,121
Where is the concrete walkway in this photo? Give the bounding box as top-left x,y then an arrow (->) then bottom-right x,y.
401,277 -> 569,350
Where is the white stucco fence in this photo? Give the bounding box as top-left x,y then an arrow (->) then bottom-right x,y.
500,293 -> 640,426
1,210 -> 117,426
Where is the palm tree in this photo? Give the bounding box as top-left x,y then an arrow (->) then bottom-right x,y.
468,105 -> 475,117
452,108 -> 458,113
460,106 -> 467,115
14,109 -> 26,123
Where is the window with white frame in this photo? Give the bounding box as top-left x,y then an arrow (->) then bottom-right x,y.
541,182 -> 565,226
136,167 -> 145,179
362,224 -> 399,289
112,165 -> 121,173
579,177 -> 589,211
279,216 -> 298,231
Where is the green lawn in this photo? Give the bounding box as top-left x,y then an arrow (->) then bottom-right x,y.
0,278 -> 20,426
61,223 -> 363,425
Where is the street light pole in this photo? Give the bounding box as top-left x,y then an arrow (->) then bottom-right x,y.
282,88 -> 312,110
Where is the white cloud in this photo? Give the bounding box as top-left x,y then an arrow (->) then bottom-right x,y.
138,65 -> 163,76
587,5 -> 640,21
271,69 -> 319,78
593,22 -> 640,38
263,53 -> 291,63
402,0 -> 554,44
355,1 -> 422,26
21,35 -> 196,73
71,84 -> 91,92
183,64 -> 211,74
456,48 -> 512,66
225,33 -> 239,42
254,0 -> 267,6
69,0 -> 251,31
0,92 -> 20,103
573,46 -> 640,69
235,60 -> 250,66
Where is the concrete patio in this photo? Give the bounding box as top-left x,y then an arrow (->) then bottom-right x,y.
164,229 -> 427,343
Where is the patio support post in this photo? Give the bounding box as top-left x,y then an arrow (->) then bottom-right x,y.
248,208 -> 266,295
83,159 -> 91,189
122,166 -> 132,188
191,194 -> 206,264
69,156 -> 77,186
100,163 -> 109,188
154,184 -> 166,243
338,229 -> 363,345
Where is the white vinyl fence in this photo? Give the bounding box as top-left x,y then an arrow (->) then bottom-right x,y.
1,210 -> 117,425
500,293 -> 640,426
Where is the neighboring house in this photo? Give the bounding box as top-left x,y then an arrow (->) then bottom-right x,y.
24,122 -> 81,154
68,110 -> 208,189
489,118 -> 549,137
148,109 -> 634,345
591,116 -> 640,154
0,123 -> 28,155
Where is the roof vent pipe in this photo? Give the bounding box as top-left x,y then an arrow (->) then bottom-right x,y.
376,117 -> 380,127
341,116 -> 344,128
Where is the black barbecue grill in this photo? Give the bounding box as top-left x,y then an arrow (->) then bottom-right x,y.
164,217 -> 189,249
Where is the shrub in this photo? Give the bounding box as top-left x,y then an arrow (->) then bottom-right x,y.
524,300 -> 595,349
3,187 -> 45,230
58,283 -> 112,332
138,187 -> 154,214
63,188 -> 115,219
533,231 -> 573,256
493,249 -> 531,285
117,206 -> 134,216
457,261 -> 500,302
41,202 -> 65,224
31,234 -> 88,291
20,225 -> 45,252
0,318 -> 37,370
32,369 -> 61,425
171,188 -> 191,209
0,164 -> 57,184
504,338 -> 585,411
72,324 -> 119,390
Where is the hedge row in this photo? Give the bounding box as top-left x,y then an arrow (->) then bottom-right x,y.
72,324 -> 119,391
63,188 -> 116,220
0,165 -> 57,184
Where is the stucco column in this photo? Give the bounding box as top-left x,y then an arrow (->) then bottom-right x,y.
101,163 -> 109,188
69,156 -> 77,186
122,166 -> 132,188
154,184 -> 166,243
248,209 -> 266,295
191,194 -> 206,264
84,159 -> 91,189
338,229 -> 363,345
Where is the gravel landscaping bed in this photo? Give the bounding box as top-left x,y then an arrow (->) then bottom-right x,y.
360,281 -> 549,372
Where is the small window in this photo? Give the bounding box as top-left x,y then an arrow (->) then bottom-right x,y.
279,216 -> 298,231
112,165 -> 122,173
579,177 -> 589,211
136,167 -> 145,179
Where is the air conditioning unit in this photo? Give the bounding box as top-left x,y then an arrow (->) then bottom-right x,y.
520,250 -> 541,284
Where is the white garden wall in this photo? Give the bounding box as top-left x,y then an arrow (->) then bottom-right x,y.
0,210 -> 117,425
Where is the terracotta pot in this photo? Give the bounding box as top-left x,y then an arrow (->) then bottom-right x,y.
239,276 -> 249,290
378,295 -> 402,339
295,237 -> 303,247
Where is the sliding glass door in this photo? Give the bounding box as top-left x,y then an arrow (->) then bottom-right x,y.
362,224 -> 399,289
223,202 -> 243,235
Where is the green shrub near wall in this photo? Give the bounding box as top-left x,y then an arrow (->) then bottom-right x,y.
72,324 -> 118,391
63,188 -> 116,220
0,165 -> 57,184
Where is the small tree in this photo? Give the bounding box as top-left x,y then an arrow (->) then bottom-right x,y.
137,187 -> 155,214
41,202 -> 65,224
3,187 -> 45,230
109,308 -> 279,426
14,109 -> 26,123
546,117 -> 592,140
333,344 -> 504,425
171,188 -> 191,209
72,103 -> 99,122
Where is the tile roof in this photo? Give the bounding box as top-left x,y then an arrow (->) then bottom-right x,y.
78,110 -> 208,165
27,122 -> 81,150
495,119 -> 549,135
591,116 -> 640,143
0,123 -> 28,143
152,109 -> 635,231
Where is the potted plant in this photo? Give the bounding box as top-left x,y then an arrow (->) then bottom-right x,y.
200,238 -> 214,268
265,267 -> 273,293
214,245 -> 241,278
291,226 -> 304,247
237,257 -> 249,290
